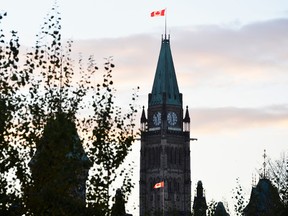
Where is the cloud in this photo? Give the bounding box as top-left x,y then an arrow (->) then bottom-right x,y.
190,104 -> 288,134
172,18 -> 288,86
69,18 -> 288,130
71,18 -> 288,92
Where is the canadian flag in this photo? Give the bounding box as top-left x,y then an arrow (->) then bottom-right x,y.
151,9 -> 165,17
153,181 -> 164,189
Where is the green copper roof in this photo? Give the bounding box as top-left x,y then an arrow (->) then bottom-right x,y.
149,36 -> 182,106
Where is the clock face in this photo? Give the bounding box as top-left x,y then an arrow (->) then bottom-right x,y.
167,111 -> 178,126
152,112 -> 161,126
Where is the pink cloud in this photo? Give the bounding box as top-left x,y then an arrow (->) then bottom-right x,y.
70,18 -> 288,91
190,105 -> 288,134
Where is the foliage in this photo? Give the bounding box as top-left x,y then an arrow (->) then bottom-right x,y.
0,4 -> 139,216
232,177 -> 247,216
85,57 -> 139,215
268,152 -> 288,208
0,11 -> 30,214
23,5 -> 86,135
207,200 -> 217,216
17,6 -> 94,215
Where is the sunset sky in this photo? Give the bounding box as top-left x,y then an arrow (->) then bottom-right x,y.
2,0 -> 288,214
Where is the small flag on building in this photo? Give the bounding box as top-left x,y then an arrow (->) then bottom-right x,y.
151,9 -> 165,17
153,181 -> 164,189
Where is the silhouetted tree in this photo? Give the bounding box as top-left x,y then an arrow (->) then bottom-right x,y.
207,200 -> 217,216
16,5 -> 91,215
85,58 -> 138,215
1,3 -> 139,215
232,178 -> 247,216
268,152 -> 288,215
0,11 -> 30,215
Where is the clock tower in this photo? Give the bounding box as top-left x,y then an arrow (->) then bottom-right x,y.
140,35 -> 191,216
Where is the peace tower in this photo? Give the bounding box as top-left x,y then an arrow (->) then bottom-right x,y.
140,35 -> 191,216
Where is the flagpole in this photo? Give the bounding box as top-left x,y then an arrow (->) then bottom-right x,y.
164,8 -> 167,39
163,181 -> 165,216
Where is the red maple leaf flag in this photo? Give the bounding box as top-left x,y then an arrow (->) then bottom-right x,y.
151,9 -> 165,17
153,181 -> 164,189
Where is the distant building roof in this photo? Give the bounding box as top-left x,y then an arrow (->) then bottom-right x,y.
214,202 -> 229,216
244,178 -> 284,216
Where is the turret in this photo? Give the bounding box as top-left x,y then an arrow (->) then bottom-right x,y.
193,181 -> 207,216
140,106 -> 147,131
140,35 -> 192,215
183,106 -> 190,132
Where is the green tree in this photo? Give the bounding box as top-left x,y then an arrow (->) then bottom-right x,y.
85,58 -> 139,215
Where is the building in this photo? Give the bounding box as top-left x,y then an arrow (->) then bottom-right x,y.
244,178 -> 284,216
214,202 -> 230,216
28,112 -> 91,215
140,35 -> 191,216
193,181 -> 208,216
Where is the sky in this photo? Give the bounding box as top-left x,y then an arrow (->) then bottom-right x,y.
2,0 -> 288,214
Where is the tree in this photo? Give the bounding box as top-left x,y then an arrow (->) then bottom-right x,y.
268,152 -> 288,214
207,200 -> 217,216
1,4 -> 139,215
19,5 -> 102,215
85,58 -> 139,215
0,11 -> 30,215
232,178 -> 247,216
